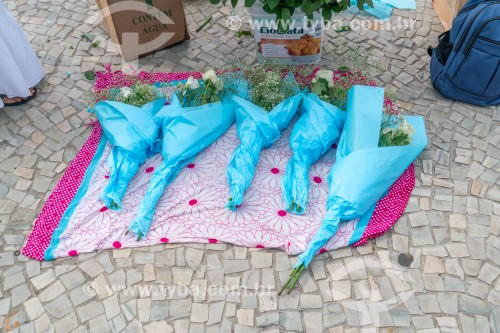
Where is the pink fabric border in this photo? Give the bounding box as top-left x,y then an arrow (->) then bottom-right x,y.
352,164 -> 415,247
22,124 -> 103,260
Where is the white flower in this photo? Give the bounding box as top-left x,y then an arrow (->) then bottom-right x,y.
381,127 -> 394,135
202,69 -> 217,83
313,69 -> 334,87
400,119 -> 415,136
120,87 -> 133,98
185,76 -> 200,89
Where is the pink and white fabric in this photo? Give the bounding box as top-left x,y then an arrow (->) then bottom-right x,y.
22,71 -> 415,260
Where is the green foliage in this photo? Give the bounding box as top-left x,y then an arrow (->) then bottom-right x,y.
176,70 -> 226,107
222,60 -> 299,112
308,68 -> 415,147
81,33 -> 95,42
208,0 -> 373,25
379,119 -> 414,147
118,82 -> 163,107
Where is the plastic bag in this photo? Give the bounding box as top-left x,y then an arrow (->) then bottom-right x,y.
94,98 -> 166,210
282,93 -> 346,214
226,85 -> 303,210
128,94 -> 235,238
296,85 -> 427,268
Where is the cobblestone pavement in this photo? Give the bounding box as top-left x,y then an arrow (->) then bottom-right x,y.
1,0 -> 500,331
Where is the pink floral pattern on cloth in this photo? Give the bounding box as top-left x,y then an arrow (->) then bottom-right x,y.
22,71 -> 415,260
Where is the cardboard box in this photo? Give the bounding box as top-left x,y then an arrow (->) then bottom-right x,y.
432,0 -> 468,31
96,0 -> 190,60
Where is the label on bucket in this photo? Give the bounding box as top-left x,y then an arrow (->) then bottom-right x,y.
252,17 -> 323,64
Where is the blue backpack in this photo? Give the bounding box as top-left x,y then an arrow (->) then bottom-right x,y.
429,0 -> 500,106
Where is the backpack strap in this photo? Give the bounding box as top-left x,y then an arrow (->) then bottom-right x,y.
460,0 -> 497,12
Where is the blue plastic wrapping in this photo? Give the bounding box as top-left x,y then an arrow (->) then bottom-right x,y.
295,85 -> 427,268
351,0 -> 416,19
336,86 -> 384,159
282,93 -> 346,214
129,94 -> 235,237
94,98 -> 166,210
226,85 -> 303,210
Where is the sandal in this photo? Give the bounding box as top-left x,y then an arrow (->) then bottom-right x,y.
1,87 -> 37,107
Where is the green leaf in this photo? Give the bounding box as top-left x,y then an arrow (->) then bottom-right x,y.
301,0 -> 323,15
335,25 -> 351,32
311,83 -> 323,95
235,30 -> 254,37
210,95 -> 221,103
262,4 -> 275,13
322,6 -> 332,21
318,78 -> 329,87
196,16 -> 213,32
379,132 -> 392,147
279,7 -> 291,31
245,0 -> 256,6
365,0 -> 374,8
357,0 -> 364,10
339,66 -> 350,72
84,70 -> 95,81
231,0 -> 238,7
209,0 -> 220,4
81,33 -> 95,42
267,0 -> 281,10
342,0 -> 350,10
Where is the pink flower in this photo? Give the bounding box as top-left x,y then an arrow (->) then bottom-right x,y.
173,186 -> 220,219
73,200 -> 116,232
97,223 -> 142,250
192,224 -> 232,244
54,231 -> 101,258
256,153 -> 289,190
148,222 -> 188,245
214,189 -> 264,226
239,230 -> 282,249
127,154 -> 164,192
261,194 -> 305,235
176,152 -> 216,184
308,162 -> 330,200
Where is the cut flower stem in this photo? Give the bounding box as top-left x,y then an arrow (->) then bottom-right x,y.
278,263 -> 305,295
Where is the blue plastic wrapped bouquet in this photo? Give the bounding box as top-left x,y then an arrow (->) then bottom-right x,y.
282,93 -> 346,215
280,85 -> 427,294
226,74 -> 303,210
129,94 -> 235,238
94,98 -> 166,210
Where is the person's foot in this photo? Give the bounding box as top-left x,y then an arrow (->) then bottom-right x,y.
1,96 -> 23,104
1,87 -> 37,106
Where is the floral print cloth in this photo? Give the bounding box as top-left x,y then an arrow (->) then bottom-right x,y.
22,71 -> 415,260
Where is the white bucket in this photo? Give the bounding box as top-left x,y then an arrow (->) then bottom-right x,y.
247,5 -> 323,65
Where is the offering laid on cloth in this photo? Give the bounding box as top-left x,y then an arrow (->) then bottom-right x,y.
280,85 -> 427,294
226,69 -> 303,210
22,69 -> 419,261
129,71 -> 235,240
93,98 -> 166,211
282,70 -> 348,215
